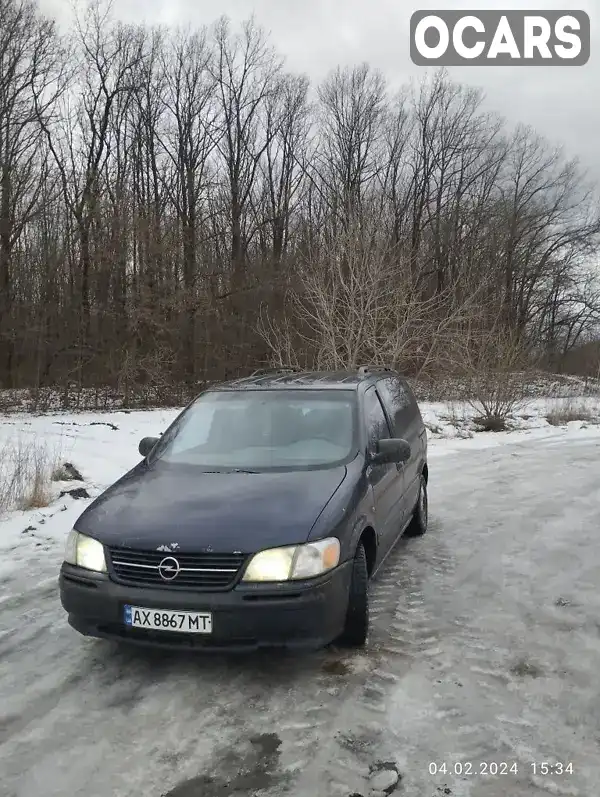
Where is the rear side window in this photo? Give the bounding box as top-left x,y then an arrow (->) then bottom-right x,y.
377,377 -> 417,437
363,387 -> 391,450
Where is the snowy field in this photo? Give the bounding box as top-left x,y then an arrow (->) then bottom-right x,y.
1,396 -> 599,560
1,395 -> 600,796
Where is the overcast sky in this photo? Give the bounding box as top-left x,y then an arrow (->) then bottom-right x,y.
38,0 -> 599,179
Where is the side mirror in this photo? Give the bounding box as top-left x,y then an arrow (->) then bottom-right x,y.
139,436 -> 160,458
371,438 -> 411,466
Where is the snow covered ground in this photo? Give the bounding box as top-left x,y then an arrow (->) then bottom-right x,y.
1,396 -> 599,560
1,396 -> 600,797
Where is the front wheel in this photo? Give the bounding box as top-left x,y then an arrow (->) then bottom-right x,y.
339,542 -> 369,647
404,473 -> 428,537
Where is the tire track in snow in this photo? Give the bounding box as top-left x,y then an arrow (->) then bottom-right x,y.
367,527 -> 485,797
282,541 -> 440,795
256,533 -> 458,797
381,440 -> 600,797
277,528 -> 457,796
361,516 -> 533,797
168,539 -> 446,797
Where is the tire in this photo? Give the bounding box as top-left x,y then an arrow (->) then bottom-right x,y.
404,473 -> 428,537
339,542 -> 369,647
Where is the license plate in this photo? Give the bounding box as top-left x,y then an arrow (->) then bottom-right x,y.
124,605 -> 212,634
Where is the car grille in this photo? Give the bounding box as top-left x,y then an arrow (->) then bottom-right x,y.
107,547 -> 247,590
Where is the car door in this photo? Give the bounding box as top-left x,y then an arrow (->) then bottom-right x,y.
377,377 -> 423,517
363,386 -> 405,558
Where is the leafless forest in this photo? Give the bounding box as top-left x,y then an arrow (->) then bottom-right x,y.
1,0 -> 600,407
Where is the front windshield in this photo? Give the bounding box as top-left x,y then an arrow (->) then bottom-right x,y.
151,389 -> 358,470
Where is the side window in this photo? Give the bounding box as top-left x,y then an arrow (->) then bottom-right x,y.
377,377 -> 413,436
363,387 -> 391,449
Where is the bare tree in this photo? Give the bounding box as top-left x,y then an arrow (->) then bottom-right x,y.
0,0 -> 64,385
211,16 -> 281,283
259,208 -> 485,374
0,9 -> 598,403
160,27 -> 220,383
41,1 -> 143,353
254,72 -> 309,268
311,63 -> 387,226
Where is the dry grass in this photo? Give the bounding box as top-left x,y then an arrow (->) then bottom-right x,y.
0,436 -> 62,515
439,401 -> 476,436
444,401 -> 468,426
545,397 -> 599,427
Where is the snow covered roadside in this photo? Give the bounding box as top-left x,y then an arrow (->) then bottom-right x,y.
0,409 -> 177,580
422,395 -> 600,454
0,397 -> 599,570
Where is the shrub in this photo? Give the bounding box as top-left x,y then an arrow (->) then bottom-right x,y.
0,437 -> 61,514
545,398 -> 598,426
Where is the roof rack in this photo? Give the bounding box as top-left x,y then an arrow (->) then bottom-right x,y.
249,367 -> 302,377
357,365 -> 393,376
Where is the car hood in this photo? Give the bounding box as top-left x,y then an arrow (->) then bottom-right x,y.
75,462 -> 348,553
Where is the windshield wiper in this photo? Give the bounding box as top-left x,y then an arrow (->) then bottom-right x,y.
200,468 -> 259,474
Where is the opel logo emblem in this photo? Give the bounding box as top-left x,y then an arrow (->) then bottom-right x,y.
158,556 -> 180,581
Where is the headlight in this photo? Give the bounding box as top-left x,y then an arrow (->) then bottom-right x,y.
64,530 -> 107,573
242,537 -> 340,582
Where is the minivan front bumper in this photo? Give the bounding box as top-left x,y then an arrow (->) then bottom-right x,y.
59,561 -> 353,652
